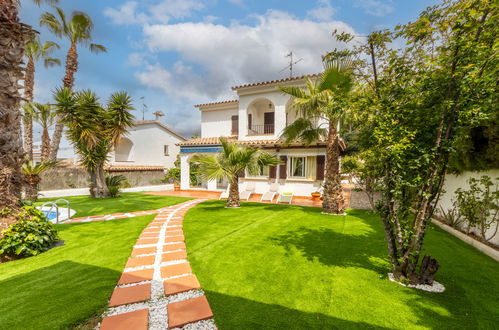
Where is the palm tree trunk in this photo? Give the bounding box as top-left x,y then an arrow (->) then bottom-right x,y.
0,1 -> 32,230
322,120 -> 344,214
41,126 -> 50,161
89,165 -> 110,198
49,42 -> 78,161
226,176 -> 240,208
23,56 -> 34,161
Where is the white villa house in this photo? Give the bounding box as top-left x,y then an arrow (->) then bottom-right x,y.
110,120 -> 186,169
177,75 -> 345,197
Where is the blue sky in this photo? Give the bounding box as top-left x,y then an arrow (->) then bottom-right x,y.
21,0 -> 439,140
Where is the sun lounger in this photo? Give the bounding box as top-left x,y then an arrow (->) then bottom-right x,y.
277,191 -> 293,204
240,182 -> 256,200
261,183 -> 280,202
219,186 -> 230,200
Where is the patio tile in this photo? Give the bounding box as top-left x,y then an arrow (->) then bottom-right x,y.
165,236 -> 184,243
143,227 -> 161,233
101,309 -> 148,330
167,296 -> 213,328
161,262 -> 192,278
118,269 -> 154,285
136,238 -> 159,245
109,284 -> 151,307
139,232 -> 159,239
125,255 -> 155,268
163,242 -> 186,251
162,250 -> 187,262
165,230 -> 183,235
131,247 -> 156,256
164,274 -> 200,296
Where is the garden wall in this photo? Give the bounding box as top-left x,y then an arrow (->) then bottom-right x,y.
437,169 -> 499,247
40,167 -> 165,190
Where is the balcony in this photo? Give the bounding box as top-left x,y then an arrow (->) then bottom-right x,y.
248,124 -> 274,135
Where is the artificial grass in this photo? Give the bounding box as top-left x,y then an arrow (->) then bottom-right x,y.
37,192 -> 190,218
184,201 -> 499,329
0,214 -> 154,329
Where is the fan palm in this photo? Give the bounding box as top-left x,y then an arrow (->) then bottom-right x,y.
280,57 -> 354,214
0,0 -> 58,226
23,36 -> 60,161
54,88 -> 134,198
40,7 -> 106,161
192,139 -> 279,208
22,161 -> 59,201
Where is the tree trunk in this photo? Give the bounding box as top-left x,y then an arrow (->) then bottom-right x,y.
49,42 -> 78,161
25,175 -> 40,201
41,126 -> 51,162
322,121 -> 344,214
226,176 -> 240,208
0,1 -> 32,231
89,165 -> 110,198
23,56 -> 34,161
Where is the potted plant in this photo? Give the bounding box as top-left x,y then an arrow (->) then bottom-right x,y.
311,191 -> 321,201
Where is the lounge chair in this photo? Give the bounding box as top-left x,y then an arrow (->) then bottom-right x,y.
219,186 -> 230,200
240,182 -> 256,200
261,183 -> 280,202
277,191 -> 293,204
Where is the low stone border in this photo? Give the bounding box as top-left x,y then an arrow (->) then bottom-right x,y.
432,219 -> 499,262
98,199 -> 217,330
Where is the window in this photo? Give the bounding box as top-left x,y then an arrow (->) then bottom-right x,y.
247,164 -> 269,178
290,157 -> 306,178
164,145 -> 169,156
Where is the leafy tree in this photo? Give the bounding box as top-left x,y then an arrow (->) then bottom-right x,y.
0,0 -> 58,230
40,7 -> 106,161
54,88 -> 134,198
192,139 -> 279,208
280,57 -> 354,214
23,36 -> 60,161
351,0 -> 498,284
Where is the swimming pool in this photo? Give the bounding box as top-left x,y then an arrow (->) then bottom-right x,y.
37,206 -> 76,223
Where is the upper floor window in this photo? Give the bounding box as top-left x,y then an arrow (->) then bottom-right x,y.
164,145 -> 169,156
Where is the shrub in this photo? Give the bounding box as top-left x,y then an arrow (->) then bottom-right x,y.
438,206 -> 463,228
105,174 -> 127,198
161,168 -> 181,184
0,206 -> 59,257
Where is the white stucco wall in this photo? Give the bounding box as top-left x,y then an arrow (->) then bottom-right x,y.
437,169 -> 499,246
201,108 -> 238,138
110,123 -> 184,168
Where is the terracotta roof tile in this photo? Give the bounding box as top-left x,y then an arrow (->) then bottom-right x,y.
231,74 -> 320,90
194,100 -> 238,108
105,165 -> 165,171
176,137 -> 346,149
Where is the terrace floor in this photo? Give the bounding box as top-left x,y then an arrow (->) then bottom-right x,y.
146,185 -> 352,208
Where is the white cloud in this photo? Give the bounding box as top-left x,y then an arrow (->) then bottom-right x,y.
307,0 -> 336,22
137,10 -> 356,102
104,0 -> 205,25
354,0 -> 394,17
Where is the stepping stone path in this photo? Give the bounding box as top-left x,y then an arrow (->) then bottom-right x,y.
99,199 -> 217,330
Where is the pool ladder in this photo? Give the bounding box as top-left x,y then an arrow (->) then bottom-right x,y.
40,199 -> 71,224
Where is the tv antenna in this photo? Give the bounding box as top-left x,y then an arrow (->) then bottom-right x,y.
139,96 -> 148,120
279,51 -> 303,78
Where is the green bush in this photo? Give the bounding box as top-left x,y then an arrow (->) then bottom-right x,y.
0,206 -> 59,257
105,174 -> 128,197
161,167 -> 181,184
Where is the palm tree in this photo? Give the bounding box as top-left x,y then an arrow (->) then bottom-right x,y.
0,0 -> 58,225
23,103 -> 56,161
23,36 -> 60,161
22,161 -> 58,201
280,57 -> 354,214
192,139 -> 279,208
40,7 -> 106,161
54,88 -> 134,198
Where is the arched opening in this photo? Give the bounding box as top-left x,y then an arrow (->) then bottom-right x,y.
247,98 -> 275,135
114,137 -> 133,162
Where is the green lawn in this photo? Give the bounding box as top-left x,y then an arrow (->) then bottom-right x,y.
38,193 -> 190,218
184,201 -> 499,329
0,214 -> 154,330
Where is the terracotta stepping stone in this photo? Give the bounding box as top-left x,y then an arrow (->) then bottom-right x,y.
132,247 -> 156,256
161,262 -> 192,278
169,221 -> 183,226
101,309 -> 148,330
139,232 -> 158,239
144,227 -> 161,233
163,242 -> 186,251
126,255 -> 155,268
118,269 -> 154,285
166,227 -> 182,232
165,236 -> 184,243
165,230 -> 183,235
164,274 -> 200,296
162,250 -> 187,262
136,238 -> 158,245
167,296 -> 213,328
109,283 -> 151,307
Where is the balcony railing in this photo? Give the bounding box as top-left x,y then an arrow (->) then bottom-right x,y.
248,124 -> 274,135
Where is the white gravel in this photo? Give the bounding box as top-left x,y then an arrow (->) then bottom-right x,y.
171,318 -> 217,330
388,273 -> 445,293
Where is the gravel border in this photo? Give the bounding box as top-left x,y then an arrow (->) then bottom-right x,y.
388,273 -> 445,293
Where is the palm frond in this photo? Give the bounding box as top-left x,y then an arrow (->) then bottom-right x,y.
90,43 -> 107,53
22,160 -> 59,176
43,57 -> 61,68
40,11 -> 64,38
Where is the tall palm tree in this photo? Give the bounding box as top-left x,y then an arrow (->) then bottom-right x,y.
0,0 -> 58,227
280,57 -> 354,214
23,103 -> 56,161
40,7 -> 106,161
192,139 -> 279,208
54,88 -> 134,198
23,36 -> 60,161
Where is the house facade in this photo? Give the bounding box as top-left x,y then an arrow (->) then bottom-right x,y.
178,75 -> 341,197
110,120 -> 186,169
